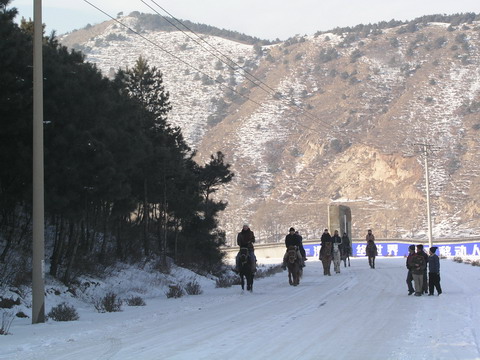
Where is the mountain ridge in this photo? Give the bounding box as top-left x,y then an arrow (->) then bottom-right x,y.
60,13 -> 480,244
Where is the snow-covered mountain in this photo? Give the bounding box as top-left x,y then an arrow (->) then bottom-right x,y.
60,14 -> 480,244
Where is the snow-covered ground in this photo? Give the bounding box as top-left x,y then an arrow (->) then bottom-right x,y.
1,257 -> 479,360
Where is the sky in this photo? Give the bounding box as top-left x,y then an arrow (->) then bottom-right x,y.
12,0 -> 480,41
1,256 -> 479,359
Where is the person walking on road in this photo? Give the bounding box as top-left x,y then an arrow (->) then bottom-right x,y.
412,245 -> 427,296
428,246 -> 442,296
406,245 -> 416,295
417,244 -> 429,294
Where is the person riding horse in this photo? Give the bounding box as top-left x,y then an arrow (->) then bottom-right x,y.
282,227 -> 305,269
295,231 -> 307,264
320,229 -> 333,275
234,224 -> 256,273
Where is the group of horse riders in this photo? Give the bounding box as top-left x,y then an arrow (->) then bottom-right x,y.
234,225 -> 353,274
318,228 -> 353,275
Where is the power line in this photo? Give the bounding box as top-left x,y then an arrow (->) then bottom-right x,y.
82,0 -> 326,135
142,0 -> 342,134
82,0 -> 420,153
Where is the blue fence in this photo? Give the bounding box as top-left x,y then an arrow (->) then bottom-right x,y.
303,241 -> 480,258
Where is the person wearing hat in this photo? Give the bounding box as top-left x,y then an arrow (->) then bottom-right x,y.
282,227 -> 304,269
235,224 -> 256,273
406,245 -> 416,295
411,245 -> 427,296
428,246 -> 442,296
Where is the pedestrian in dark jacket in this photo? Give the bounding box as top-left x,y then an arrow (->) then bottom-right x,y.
366,239 -> 378,269
235,224 -> 256,273
428,247 -> 442,296
412,245 -> 427,296
417,244 -> 429,294
406,245 -> 416,295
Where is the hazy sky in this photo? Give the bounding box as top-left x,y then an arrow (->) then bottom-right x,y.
12,0 -> 480,40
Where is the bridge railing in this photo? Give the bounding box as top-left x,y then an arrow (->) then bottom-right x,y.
222,237 -> 480,259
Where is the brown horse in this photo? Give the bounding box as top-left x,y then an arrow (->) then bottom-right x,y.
238,247 -> 254,291
287,245 -> 302,286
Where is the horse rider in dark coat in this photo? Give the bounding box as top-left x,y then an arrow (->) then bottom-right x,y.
282,227 -> 305,269
295,231 -> 307,263
340,232 -> 351,257
366,239 -> 378,269
365,229 -> 375,242
235,224 -> 256,273
319,229 -> 333,275
321,228 -> 332,245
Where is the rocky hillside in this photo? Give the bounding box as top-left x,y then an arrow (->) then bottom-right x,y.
60,13 -> 480,244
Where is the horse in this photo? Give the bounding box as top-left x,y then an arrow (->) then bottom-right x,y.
339,241 -> 351,268
332,243 -> 341,274
341,249 -> 351,267
286,245 -> 302,286
320,241 -> 332,276
238,247 -> 254,291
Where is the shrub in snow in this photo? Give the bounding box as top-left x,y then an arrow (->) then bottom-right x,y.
47,302 -> 79,322
154,257 -> 172,274
471,260 -> 480,267
94,292 -> 123,313
0,311 -> 14,335
0,297 -> 20,309
166,284 -> 184,298
453,256 -> 463,263
184,280 -> 202,295
126,296 -> 146,306
215,275 -> 235,288
255,264 -> 283,279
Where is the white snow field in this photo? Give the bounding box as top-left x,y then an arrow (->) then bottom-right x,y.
1,257 -> 479,360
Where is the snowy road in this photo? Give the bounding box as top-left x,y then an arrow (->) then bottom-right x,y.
2,257 -> 480,360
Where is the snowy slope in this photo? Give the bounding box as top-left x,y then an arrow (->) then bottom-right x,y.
1,257 -> 479,360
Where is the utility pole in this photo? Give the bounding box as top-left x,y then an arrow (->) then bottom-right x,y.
415,143 -> 433,248
32,0 -> 45,324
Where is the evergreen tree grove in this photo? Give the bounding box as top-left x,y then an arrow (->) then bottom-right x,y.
0,3 -> 234,284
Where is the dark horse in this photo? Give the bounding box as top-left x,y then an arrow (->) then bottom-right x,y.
341,247 -> 351,267
238,247 -> 254,291
287,245 -> 302,286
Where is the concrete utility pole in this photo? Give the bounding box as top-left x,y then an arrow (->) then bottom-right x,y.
32,0 -> 45,324
416,143 -> 433,248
